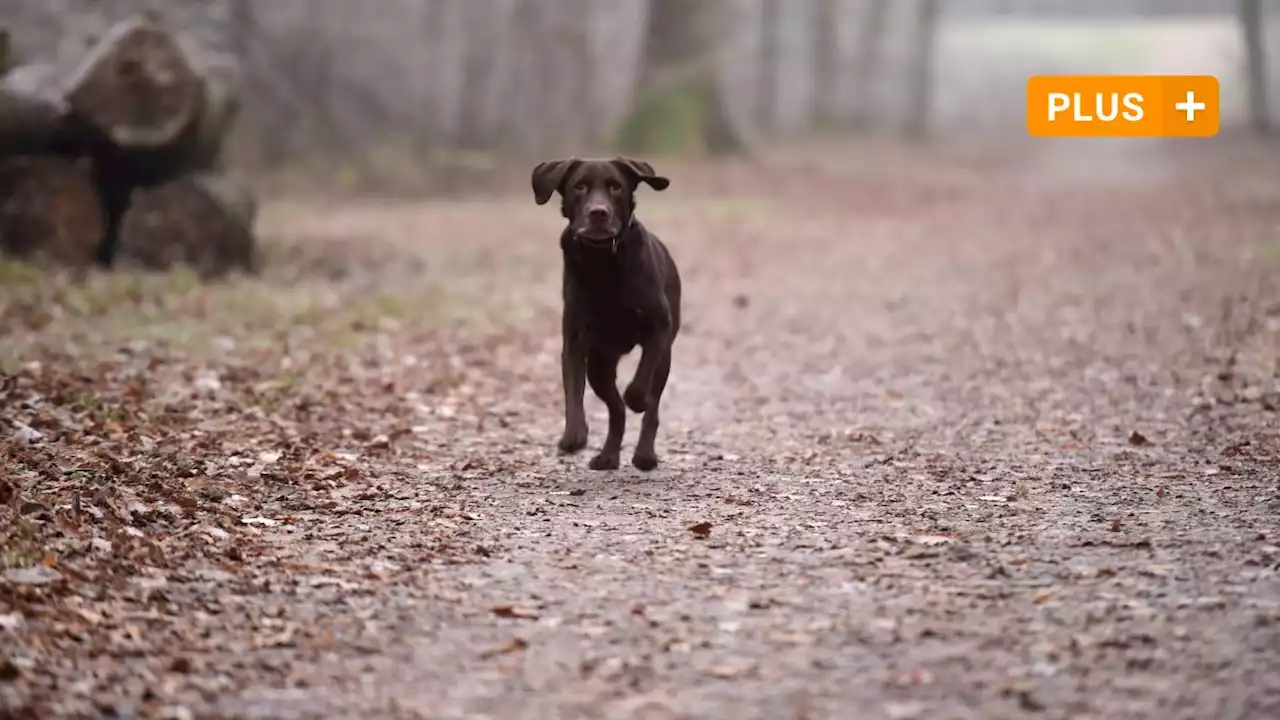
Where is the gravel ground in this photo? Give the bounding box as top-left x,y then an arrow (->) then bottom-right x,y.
2,137 -> 1279,720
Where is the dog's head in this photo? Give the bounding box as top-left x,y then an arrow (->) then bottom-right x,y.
531,157 -> 669,245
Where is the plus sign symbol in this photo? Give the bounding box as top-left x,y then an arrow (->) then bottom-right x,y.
1175,90 -> 1206,122
1164,76 -> 1219,136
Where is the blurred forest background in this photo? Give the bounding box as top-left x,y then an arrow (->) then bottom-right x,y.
2,0 -> 1277,194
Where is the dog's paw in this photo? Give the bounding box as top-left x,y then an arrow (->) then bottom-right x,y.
623,383 -> 650,414
631,451 -> 659,472
588,451 -> 620,471
557,428 -> 588,454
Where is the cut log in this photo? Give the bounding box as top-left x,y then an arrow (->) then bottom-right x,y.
0,155 -> 106,267
115,173 -> 257,279
63,17 -> 206,155
0,64 -> 72,157
184,68 -> 241,173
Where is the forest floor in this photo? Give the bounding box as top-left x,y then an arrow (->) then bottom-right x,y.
2,135 -> 1279,720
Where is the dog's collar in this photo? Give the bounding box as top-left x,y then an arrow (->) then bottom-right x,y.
611,215 -> 637,254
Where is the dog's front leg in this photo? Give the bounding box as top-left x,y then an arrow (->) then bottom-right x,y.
623,313 -> 672,414
558,332 -> 588,454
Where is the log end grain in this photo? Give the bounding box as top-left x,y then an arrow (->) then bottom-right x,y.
116,173 -> 256,279
0,155 -> 106,267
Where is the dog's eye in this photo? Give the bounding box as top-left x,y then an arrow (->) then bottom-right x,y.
574,183 -> 588,194
607,182 -> 622,193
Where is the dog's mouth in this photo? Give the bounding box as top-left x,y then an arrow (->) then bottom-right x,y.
573,227 -> 618,245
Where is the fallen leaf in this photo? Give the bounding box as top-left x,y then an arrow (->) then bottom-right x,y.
250,628 -> 297,649
1017,688 -> 1046,711
1109,519 -> 1123,532
3,566 -> 63,586
241,516 -> 279,527
492,605 -> 540,620
480,637 -> 528,659
281,562 -> 330,573
688,521 -> 713,539
1128,430 -> 1150,446
1032,587 -> 1057,604
707,659 -> 756,678
11,421 -> 43,444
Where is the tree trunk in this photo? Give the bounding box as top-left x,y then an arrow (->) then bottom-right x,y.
757,0 -> 781,132
811,0 -> 841,129
0,155 -> 105,268
116,172 -> 257,279
228,0 -> 255,63
618,0 -> 746,156
0,28 -> 11,75
903,0 -> 940,139
850,0 -> 888,130
1239,0 -> 1271,135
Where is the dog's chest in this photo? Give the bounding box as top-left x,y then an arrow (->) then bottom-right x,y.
573,293 -> 645,352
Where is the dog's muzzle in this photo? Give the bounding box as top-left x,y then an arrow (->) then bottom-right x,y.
574,216 -> 634,253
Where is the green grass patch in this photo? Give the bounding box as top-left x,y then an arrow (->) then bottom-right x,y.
1255,241 -> 1280,266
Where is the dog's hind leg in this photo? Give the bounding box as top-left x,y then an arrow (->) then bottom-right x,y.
632,349 -> 670,471
586,350 -> 625,471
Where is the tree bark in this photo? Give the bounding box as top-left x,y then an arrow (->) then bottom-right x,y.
0,28 -> 11,75
228,0 -> 255,63
116,172 -> 257,279
811,0 -> 842,129
757,0 -> 781,132
1239,0 -> 1271,135
0,65 -> 72,157
621,0 -> 746,156
850,0 -> 888,130
0,155 -> 105,268
904,0 -> 941,139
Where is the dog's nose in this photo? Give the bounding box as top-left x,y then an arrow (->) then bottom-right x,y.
587,207 -> 610,223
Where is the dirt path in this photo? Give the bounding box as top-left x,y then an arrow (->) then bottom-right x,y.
3,138 -> 1279,720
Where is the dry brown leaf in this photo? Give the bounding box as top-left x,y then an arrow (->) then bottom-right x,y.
688,522 -> 713,539
492,605 -> 540,620
480,637 -> 528,659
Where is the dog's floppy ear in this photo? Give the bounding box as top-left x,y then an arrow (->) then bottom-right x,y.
531,158 -> 581,205
612,157 -> 670,192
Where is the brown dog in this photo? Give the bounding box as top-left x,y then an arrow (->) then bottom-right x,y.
531,157 -> 681,471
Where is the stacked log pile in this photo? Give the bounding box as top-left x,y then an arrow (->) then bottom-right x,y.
0,17 -> 256,278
